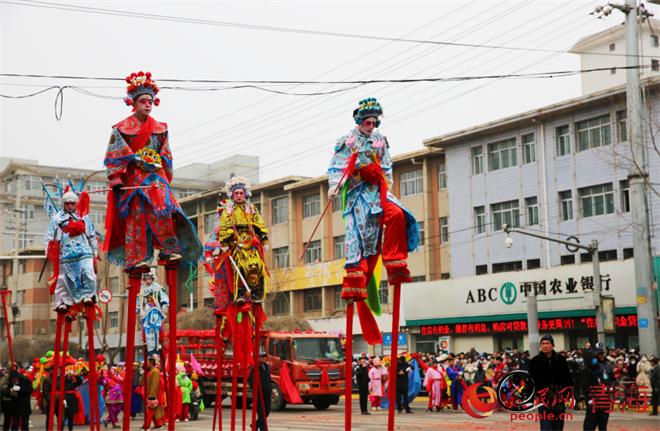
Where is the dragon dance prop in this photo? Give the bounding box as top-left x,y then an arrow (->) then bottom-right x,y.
42,178 -> 104,431
203,176 -> 270,431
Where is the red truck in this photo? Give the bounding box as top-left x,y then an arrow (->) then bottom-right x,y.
175,329 -> 346,411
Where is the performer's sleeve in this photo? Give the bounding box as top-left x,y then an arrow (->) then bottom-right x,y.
327,137 -> 348,192
381,138 -> 394,187
104,129 -> 132,188
159,132 -> 173,183
85,215 -> 98,253
217,212 -> 234,245
159,286 -> 170,308
251,207 -> 269,242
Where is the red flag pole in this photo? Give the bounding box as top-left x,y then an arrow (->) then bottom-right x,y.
85,307 -> 100,431
386,282 -> 402,431
344,301 -> 354,431
57,316 -> 72,431
48,311 -> 64,431
231,356 -> 238,431
0,291 -> 14,368
212,315 -> 223,431
122,271 -> 143,430
165,264 -> 178,431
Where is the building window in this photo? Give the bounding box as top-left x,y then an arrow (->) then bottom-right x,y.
273,246 -> 289,269
410,276 -> 426,283
178,189 -> 194,199
559,190 -> 573,221
24,175 -> 41,191
333,235 -> 345,259
303,288 -> 322,312
576,114 -> 611,151
91,209 -> 106,226
272,292 -> 290,316
525,197 -> 539,226
527,259 -> 541,270
379,281 -> 389,305
617,110 -> 627,142
302,193 -> 321,218
440,273 -> 450,280
560,255 -> 576,265
332,194 -> 342,213
438,160 -> 447,189
109,277 -> 119,294
522,133 -> 536,164
610,68 -> 616,75
332,286 -> 346,311
474,206 -> 486,234
653,59 -> 660,72
492,261 -> 522,273
652,35 -> 659,47
491,200 -> 519,231
417,221 -> 425,246
87,181 -> 105,192
555,125 -> 570,156
399,170 -> 423,197
579,183 -> 614,218
475,265 -> 488,275
204,297 -> 215,308
488,138 -> 517,171
471,146 -> 484,175
271,196 -> 288,224
18,205 -> 35,221
439,217 -> 449,243
623,248 -> 633,259
303,240 -> 321,264
609,43 -> 615,51
109,311 -> 119,328
581,250 -> 618,263
620,180 -> 630,212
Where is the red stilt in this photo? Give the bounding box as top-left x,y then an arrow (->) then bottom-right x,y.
122,272 -> 142,431
251,313 -> 259,431
48,311 -> 64,431
387,282 -> 402,431
165,264 -> 178,431
86,307 -> 100,431
344,301 -> 354,431
231,356 -> 238,431
241,366 -> 248,431
58,316 -> 72,431
213,316 -> 223,431
142,330 -> 150,429
0,291 -> 14,368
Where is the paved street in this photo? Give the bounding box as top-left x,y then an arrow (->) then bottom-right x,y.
26,397 -> 660,430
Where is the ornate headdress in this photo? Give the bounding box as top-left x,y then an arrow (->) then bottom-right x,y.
224,176 -> 252,198
124,71 -> 160,107
353,97 -> 383,125
62,188 -> 78,203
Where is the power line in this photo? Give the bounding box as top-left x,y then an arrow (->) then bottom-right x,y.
1,0 -> 647,59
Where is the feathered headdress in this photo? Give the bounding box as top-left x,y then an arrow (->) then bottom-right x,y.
124,71 -> 160,107
224,176 -> 252,198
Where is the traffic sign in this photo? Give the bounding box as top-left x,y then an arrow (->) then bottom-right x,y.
98,289 -> 113,304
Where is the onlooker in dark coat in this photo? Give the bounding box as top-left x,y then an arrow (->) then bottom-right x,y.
650,358 -> 660,416
249,360 -> 272,431
583,344 -> 615,431
355,358 -> 370,415
1,370 -> 33,431
528,335 -> 573,431
395,356 -> 412,414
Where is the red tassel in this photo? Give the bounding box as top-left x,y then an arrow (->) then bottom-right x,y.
77,191 -> 90,217
47,240 -> 61,294
356,301 -> 382,345
279,362 -> 303,404
62,219 -> 86,236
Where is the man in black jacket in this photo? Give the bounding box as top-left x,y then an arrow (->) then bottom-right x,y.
650,357 -> 659,416
355,357 -> 370,415
396,356 -> 413,414
249,358 -> 272,431
582,344 -> 614,431
528,334 -> 573,431
1,370 -> 33,431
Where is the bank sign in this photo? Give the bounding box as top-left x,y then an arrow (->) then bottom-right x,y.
403,260 -> 635,323
465,275 -> 612,305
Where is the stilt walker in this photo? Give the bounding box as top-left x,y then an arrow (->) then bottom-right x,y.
103,71 -> 203,430
325,98 -> 418,431
204,177 -> 270,431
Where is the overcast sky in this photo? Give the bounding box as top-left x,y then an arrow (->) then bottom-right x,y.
1,0 -> 656,182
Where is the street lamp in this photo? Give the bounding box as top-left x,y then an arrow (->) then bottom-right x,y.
502,224 -> 606,347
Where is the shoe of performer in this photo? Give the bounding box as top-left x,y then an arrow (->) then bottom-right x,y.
55,303 -> 69,312
168,253 -> 182,261
361,411 -> 371,415
135,260 -> 150,269
83,296 -> 94,306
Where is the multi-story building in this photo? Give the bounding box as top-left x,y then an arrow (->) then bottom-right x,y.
403,78 -> 660,353
182,148 -> 449,354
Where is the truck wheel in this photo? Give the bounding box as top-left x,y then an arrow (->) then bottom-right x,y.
271,383 -> 287,411
312,398 -> 331,410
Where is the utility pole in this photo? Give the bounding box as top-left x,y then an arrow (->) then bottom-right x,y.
625,0 -> 660,357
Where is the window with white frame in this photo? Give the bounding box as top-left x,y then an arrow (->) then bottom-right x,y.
491,200 -> 519,231
87,181 -> 106,192
303,240 -> 321,264
333,235 -> 345,259
24,175 -> 41,191
620,180 -> 630,213
522,133 -> 536,164
273,246 -> 290,269
652,35 -> 659,47
379,281 -> 389,305
109,276 -> 119,294
20,205 -> 35,221
272,292 -> 290,315
399,170 -> 423,197
302,193 -> 320,218
471,146 -> 484,175
525,197 -> 539,226
109,311 -> 119,328
439,217 -> 449,243
438,160 -> 447,189
474,206 -> 486,234
203,212 -> 217,232
91,209 -> 105,226
488,138 -> 517,171
579,183 -> 614,218
178,189 -> 195,199
576,114 -> 612,151
333,286 -> 346,310
332,194 -> 342,212
616,110 -> 627,142
271,196 -> 288,224
555,125 -> 570,156
559,190 -> 573,221
417,221 -> 425,246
